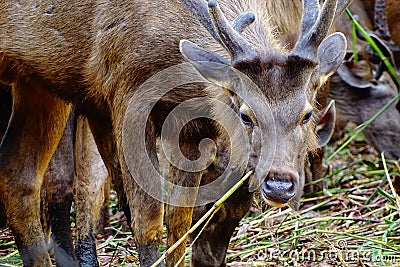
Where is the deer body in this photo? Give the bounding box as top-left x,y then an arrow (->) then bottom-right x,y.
0,0 -> 349,266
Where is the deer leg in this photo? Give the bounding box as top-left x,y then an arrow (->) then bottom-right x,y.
0,78 -> 70,267
74,114 -> 111,267
97,175 -> 111,235
0,84 -> 11,228
0,199 -> 6,228
42,111 -> 77,267
47,197 -> 76,267
165,141 -> 203,267
191,185 -> 253,267
79,112 -> 132,266
165,176 -> 200,267
130,176 -> 164,267
0,83 -> 76,266
89,109 -> 164,266
308,147 -> 327,192
122,120 -> 165,267
86,112 -> 131,224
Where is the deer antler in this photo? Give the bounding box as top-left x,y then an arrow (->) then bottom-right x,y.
373,0 -> 392,41
371,0 -> 399,81
354,0 -> 399,80
180,0 -> 256,64
207,0 -> 257,64
290,0 -> 353,63
232,12 -> 255,34
179,0 -> 221,42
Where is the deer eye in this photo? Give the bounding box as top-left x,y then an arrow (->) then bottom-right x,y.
240,111 -> 254,127
301,110 -> 313,125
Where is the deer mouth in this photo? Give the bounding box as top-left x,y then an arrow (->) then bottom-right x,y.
260,171 -> 297,208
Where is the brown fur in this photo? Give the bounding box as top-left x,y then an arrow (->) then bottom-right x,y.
73,114 -> 110,267
330,0 -> 400,160
0,84 -> 110,266
0,77 -> 71,266
0,0 -> 348,266
39,111 -> 77,266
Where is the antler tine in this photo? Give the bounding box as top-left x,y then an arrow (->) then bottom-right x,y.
290,0 -> 353,62
334,0 -> 353,22
232,12 -> 255,34
208,0 -> 257,64
373,0 -> 391,41
297,0 -> 319,42
290,0 -> 338,61
179,0 -> 221,42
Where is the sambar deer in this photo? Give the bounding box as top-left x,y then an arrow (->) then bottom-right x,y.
0,0 -> 351,266
330,0 -> 400,159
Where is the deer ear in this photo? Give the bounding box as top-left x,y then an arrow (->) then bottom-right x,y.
337,61 -> 372,89
180,40 -> 231,84
316,100 -> 336,148
316,32 -> 347,80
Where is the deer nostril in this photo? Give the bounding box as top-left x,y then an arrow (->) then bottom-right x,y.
262,173 -> 296,204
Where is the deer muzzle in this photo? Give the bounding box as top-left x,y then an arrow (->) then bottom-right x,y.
261,171 -> 297,207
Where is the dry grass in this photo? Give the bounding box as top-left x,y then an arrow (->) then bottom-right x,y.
224,136 -> 400,267
0,134 -> 399,267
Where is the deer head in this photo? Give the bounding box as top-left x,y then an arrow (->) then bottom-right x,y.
329,51 -> 400,160
180,0 -> 350,210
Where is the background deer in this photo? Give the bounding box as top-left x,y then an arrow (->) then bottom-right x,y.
0,0 -> 351,266
330,0 -> 400,160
